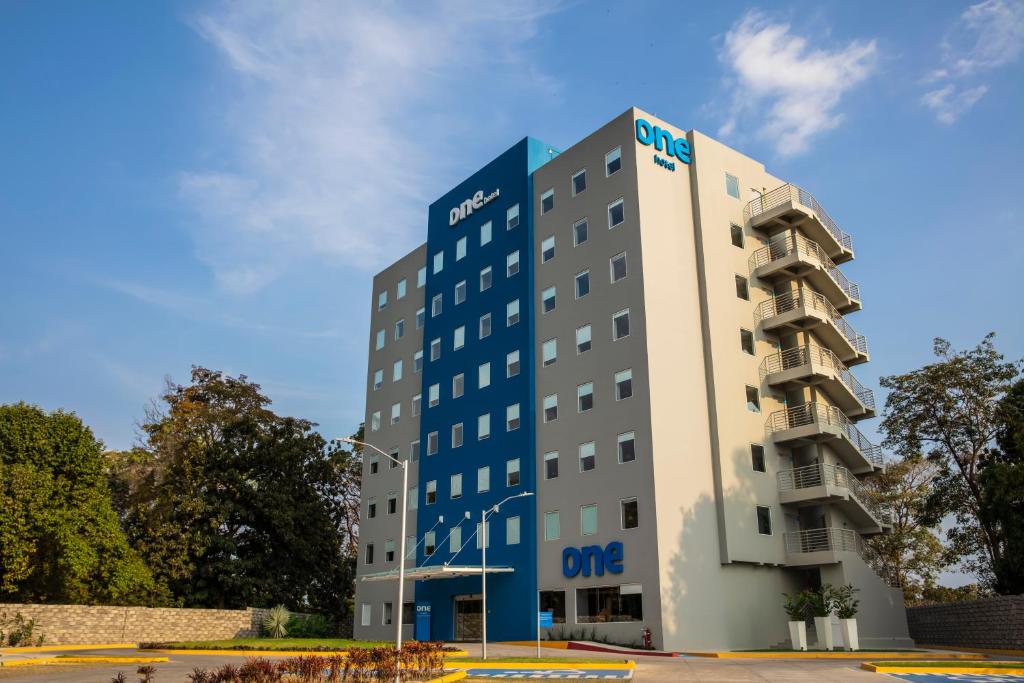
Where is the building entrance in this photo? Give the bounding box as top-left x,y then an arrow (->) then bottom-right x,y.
453,594 -> 483,641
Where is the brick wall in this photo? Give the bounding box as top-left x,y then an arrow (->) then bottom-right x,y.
0,604 -> 274,645
906,595 -> 1024,649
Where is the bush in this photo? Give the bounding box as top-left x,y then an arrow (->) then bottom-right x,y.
782,591 -> 808,620
804,585 -> 837,618
0,610 -> 44,646
834,584 -> 860,619
287,613 -> 335,638
263,605 -> 290,638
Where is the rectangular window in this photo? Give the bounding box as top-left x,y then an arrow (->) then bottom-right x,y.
506,403 -> 520,431
610,252 -> 627,282
507,516 -> 521,545
544,451 -> 559,479
478,313 -> 492,339
735,275 -> 749,300
428,383 -> 439,408
414,350 -> 423,373
382,602 -> 392,625
576,324 -> 592,354
617,431 -> 636,463
477,465 -> 490,493
430,338 -> 441,361
576,585 -> 643,623
388,449 -> 399,470
392,360 -> 403,382
506,250 -> 520,276
432,293 -> 443,317
542,286 -> 556,313
416,307 -> 425,329
424,531 -> 436,556
506,350 -> 520,377
373,369 -> 383,391
456,236 -> 467,261
367,497 -> 377,519
369,453 -> 379,474
450,526 -> 462,553
450,473 -> 462,498
410,440 -> 420,462
375,329 -> 385,351
541,235 -> 555,262
371,411 -> 381,432
579,441 -> 597,472
612,309 -> 630,340
581,503 -> 598,535
366,543 -> 375,564
411,394 -> 421,417
573,218 -> 588,246
572,168 -> 587,196
605,146 -> 622,176
621,498 -> 639,529
361,604 -> 372,627
433,251 -> 444,274
390,402 -> 400,425
615,369 -> 633,400
575,270 -> 590,299
746,386 -> 761,412
387,493 -> 398,515
540,590 -> 566,624
544,511 -> 560,541
455,280 -> 466,305
608,198 -> 624,228
453,373 -> 464,398
506,299 -> 520,326
453,325 -> 465,350
507,203 -> 520,230
378,290 -> 388,310
751,444 -> 766,472
427,431 -> 438,456
740,329 -> 755,355
425,480 -> 437,505
756,505 -> 772,535
726,172 -> 740,199
397,278 -> 407,299
480,266 -> 492,291
730,223 -> 744,248
542,338 -> 557,366
481,220 -> 492,246
479,362 -> 491,388
541,187 -> 554,214
395,319 -> 405,340
506,458 -> 520,486
417,266 -> 426,288
577,382 -> 594,412
478,412 -> 490,440
475,521 -> 490,550
543,393 -> 558,423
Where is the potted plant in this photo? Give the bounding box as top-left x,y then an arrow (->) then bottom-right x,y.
782,592 -> 808,651
834,584 -> 860,651
805,585 -> 836,651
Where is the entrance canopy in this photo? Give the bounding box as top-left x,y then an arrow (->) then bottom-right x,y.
360,565 -> 514,583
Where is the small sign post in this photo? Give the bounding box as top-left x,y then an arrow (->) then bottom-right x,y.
537,610 -> 554,658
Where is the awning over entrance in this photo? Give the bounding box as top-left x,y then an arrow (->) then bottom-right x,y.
360,565 -> 514,583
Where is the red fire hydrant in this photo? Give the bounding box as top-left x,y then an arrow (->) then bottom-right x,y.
641,626 -> 652,650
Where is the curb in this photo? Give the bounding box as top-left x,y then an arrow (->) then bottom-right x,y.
861,662 -> 1024,674
0,643 -> 135,654
920,644 -> 1024,657
427,672 -> 468,683
0,656 -> 169,668
567,641 -> 676,657
500,640 -> 570,650
447,660 -> 635,670
140,648 -> 470,658
681,651 -> 987,659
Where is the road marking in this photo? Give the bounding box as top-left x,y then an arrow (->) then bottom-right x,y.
463,669 -> 632,680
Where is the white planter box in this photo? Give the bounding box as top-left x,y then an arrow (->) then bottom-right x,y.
788,621 -> 807,651
813,616 -> 834,651
840,618 -> 859,651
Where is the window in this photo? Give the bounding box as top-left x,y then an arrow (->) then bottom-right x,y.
475,521 -> 490,550
450,526 -> 462,553
416,307 -> 425,329
542,286 -> 556,313
608,198 -> 624,228
544,511 -> 560,541
573,218 -> 588,246
388,449 -> 399,469
382,602 -> 392,625
369,453 -> 379,474
387,493 -> 398,515
730,223 -> 744,248
424,531 -> 436,556
605,146 -> 622,176
375,329 -> 385,350
450,473 -> 462,498
615,369 -> 633,400
541,236 -> 555,262
740,329 -> 755,355
745,386 -> 761,412
390,402 -> 400,425
373,369 -> 383,391
751,444 -> 766,472
395,319 -> 405,340
540,590 -> 566,624
417,266 -> 426,288
402,602 -> 414,622
575,270 -> 590,299
378,290 -> 388,310
572,168 -> 587,195
577,382 -> 594,412
425,480 -> 437,505
456,236 -> 467,261
541,188 -> 554,214
414,350 -> 423,373
410,440 -> 420,461
371,411 -> 381,432
621,498 -> 639,529
506,250 -> 520,276
576,324 -> 592,354
392,360 -> 403,382
479,362 -> 491,388
478,413 -> 490,440
756,505 -> 772,535
544,451 -> 559,479
507,203 -> 520,230
507,516 -> 521,545
428,383 -> 440,408
543,393 -> 558,423
735,275 -> 749,300
612,309 -> 630,340
455,280 -> 466,305
506,458 -> 521,486
542,338 -> 557,366
506,403 -> 520,431
617,431 -> 636,463
365,543 -> 375,564
433,251 -> 443,274
579,441 -> 596,472
576,585 -> 642,623
507,299 -> 520,326
477,466 -> 490,493
506,350 -> 520,377
397,278 -> 407,299
479,313 -> 491,339
610,252 -> 627,282
452,373 -> 464,398
581,504 -> 598,535
427,431 -> 438,456
453,325 -> 465,350
361,604 -> 372,627
480,266 -> 492,291
481,220 -> 492,246
367,497 -> 377,519
726,172 -> 740,199
432,293 -> 443,317
430,338 -> 441,361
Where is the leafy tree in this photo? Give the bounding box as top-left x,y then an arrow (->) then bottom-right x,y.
879,334 -> 1022,589
0,403 -> 158,604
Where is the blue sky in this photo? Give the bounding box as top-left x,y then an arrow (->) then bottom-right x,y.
1,2 -> 1022,469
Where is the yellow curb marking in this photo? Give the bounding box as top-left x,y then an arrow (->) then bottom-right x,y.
921,644 -> 1024,657
683,651 -> 986,659
446,660 -> 635,670
0,643 -> 135,654
427,672 -> 468,683
141,648 -> 469,658
500,641 -> 571,650
862,663 -> 1024,674
1,656 -> 168,668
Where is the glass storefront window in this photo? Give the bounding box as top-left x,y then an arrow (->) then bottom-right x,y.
575,584 -> 643,623
539,590 -> 567,624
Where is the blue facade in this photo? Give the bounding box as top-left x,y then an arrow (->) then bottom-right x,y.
416,138 -> 554,641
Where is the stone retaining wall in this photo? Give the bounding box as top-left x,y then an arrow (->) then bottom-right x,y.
906,595 -> 1024,649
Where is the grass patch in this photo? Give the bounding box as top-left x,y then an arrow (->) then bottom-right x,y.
871,661 -> 1023,668
145,638 -> 388,651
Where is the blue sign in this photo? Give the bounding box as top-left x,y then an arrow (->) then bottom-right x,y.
539,611 -> 554,628
414,601 -> 431,641
562,541 -> 624,578
635,118 -> 691,164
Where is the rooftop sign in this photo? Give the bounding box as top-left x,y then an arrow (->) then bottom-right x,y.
449,188 -> 500,226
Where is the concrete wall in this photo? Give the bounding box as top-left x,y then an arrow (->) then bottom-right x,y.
906,595 -> 1024,649
0,604 -> 273,645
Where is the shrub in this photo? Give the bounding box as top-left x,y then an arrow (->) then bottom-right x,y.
782,591 -> 808,620
136,664 -> 157,682
804,585 -> 836,618
834,584 -> 860,619
0,610 -> 44,646
287,613 -> 335,638
111,674 -> 128,683
263,605 -> 290,638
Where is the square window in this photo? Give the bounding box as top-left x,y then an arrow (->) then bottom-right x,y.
541,235 -> 555,262
373,369 -> 383,391
730,223 -> 744,248
395,319 -> 405,340
375,329 -> 385,350
610,252 -> 627,282
575,270 -> 590,299
455,280 -> 467,305
411,394 -> 421,417
746,386 -> 761,412
452,373 -> 464,398
479,362 -> 491,388
480,266 -> 492,291
414,350 -> 423,373
453,325 -> 465,350
541,188 -> 554,214
506,350 -> 520,377
576,324 -> 592,354
451,423 -> 463,449
605,146 -> 621,176
424,530 -> 436,555
543,393 -> 558,423
740,329 -> 755,355
432,293 -> 443,317
392,360 -> 402,382
507,516 -> 521,545
378,290 -> 388,310
577,382 -> 594,412
542,338 -> 557,367
572,168 -> 587,196
478,413 -> 490,440
608,198 -> 624,228
507,203 -> 520,230
506,458 -> 521,486
425,480 -> 437,505
456,236 -> 467,261
478,466 -> 490,493
751,444 -> 766,472
542,286 -> 556,314
544,451 -> 559,479
506,403 -> 520,431
480,313 -> 492,339
427,431 -> 438,456
507,299 -> 520,326
613,309 -> 630,340
573,218 -> 588,246
507,250 -> 520,276
735,275 -> 749,300
371,411 -> 381,431
397,278 -> 407,299
621,498 -> 639,529
390,403 -> 400,424
428,383 -> 439,408
579,441 -> 596,472
417,266 -> 426,288
726,173 -> 740,199
617,431 -> 636,463
615,369 -> 633,400
581,504 -> 598,535
433,251 -> 444,274
451,473 -> 462,498
544,511 -> 560,541
481,220 -> 492,246
756,505 -> 772,535
430,338 -> 441,361
416,307 -> 425,329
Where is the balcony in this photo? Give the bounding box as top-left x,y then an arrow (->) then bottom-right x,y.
754,291 -> 869,365
784,527 -> 864,567
744,184 -> 854,263
765,403 -> 884,474
778,464 -> 891,534
749,235 -> 861,313
760,345 -> 875,418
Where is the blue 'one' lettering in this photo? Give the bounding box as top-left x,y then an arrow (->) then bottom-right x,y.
562,541 -> 625,578
635,118 -> 691,164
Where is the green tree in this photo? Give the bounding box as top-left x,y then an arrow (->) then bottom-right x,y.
879,334 -> 1022,588
0,403 -> 158,604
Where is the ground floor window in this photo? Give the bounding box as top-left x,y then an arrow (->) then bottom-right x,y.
402,602 -> 414,623
576,584 -> 643,623
539,590 -> 567,624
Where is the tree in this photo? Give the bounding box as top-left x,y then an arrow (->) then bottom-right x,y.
0,403 -> 158,604
879,334 -> 1022,588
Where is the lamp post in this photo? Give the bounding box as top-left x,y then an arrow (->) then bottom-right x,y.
481,491 -> 533,660
336,436 -> 408,679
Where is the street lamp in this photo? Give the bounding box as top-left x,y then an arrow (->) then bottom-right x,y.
335,436 -> 408,679
481,491 -> 534,660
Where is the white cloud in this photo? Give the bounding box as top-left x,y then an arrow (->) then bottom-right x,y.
180,0 -> 561,293
716,11 -> 877,156
921,84 -> 990,125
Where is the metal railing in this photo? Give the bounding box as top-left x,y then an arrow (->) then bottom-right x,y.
777,464 -> 890,524
765,403 -> 884,468
759,345 -> 875,411
785,527 -> 864,556
754,291 -> 869,356
749,234 -> 861,303
744,183 -> 854,253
